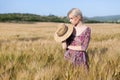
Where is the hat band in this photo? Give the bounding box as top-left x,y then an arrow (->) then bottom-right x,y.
57,26 -> 68,37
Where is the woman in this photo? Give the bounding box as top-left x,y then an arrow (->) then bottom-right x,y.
54,8 -> 91,68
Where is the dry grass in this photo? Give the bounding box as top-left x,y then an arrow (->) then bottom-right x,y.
0,22 -> 120,80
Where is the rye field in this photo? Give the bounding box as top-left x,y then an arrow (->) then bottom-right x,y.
0,22 -> 120,80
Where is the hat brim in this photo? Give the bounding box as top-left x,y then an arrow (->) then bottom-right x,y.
54,25 -> 73,42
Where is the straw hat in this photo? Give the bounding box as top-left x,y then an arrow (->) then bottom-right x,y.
54,23 -> 73,42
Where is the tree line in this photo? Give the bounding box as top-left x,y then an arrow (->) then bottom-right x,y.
0,13 -> 103,23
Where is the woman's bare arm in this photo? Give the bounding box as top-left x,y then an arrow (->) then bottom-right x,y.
67,45 -> 84,51
61,41 -> 67,49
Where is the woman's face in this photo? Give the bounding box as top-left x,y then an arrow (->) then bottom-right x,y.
68,14 -> 80,26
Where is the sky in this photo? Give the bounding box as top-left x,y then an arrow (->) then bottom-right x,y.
0,0 -> 120,17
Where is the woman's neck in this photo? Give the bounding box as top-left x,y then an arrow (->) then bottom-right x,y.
75,21 -> 83,27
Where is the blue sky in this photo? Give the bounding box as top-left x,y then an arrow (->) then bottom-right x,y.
0,0 -> 120,17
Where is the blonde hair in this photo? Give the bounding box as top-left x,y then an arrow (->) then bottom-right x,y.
67,8 -> 83,21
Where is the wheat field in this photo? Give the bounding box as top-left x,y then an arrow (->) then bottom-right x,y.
0,22 -> 120,80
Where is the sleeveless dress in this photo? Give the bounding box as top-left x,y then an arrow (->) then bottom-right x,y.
64,27 -> 91,67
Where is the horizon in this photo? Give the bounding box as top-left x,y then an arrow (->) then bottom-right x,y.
0,0 -> 120,17
1,13 -> 120,18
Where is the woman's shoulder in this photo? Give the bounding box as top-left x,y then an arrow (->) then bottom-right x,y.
83,25 -> 90,29
81,25 -> 91,33
79,25 -> 91,35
